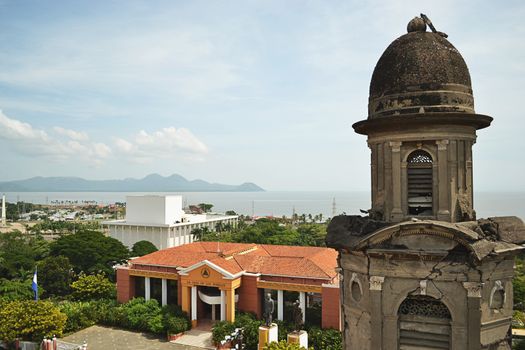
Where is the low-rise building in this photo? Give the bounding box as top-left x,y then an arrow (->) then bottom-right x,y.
103,195 -> 237,249
116,242 -> 341,330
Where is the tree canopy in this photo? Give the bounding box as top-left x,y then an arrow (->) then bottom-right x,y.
131,240 -> 158,257
38,255 -> 74,298
50,230 -> 129,277
0,231 -> 49,279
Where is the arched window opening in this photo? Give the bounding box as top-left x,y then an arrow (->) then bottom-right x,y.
398,295 -> 451,350
407,150 -> 433,216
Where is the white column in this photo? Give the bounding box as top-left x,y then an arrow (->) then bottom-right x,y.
145,277 -> 151,301
299,292 -> 306,324
277,290 -> 284,321
211,304 -> 216,321
220,290 -> 226,321
161,279 -> 167,306
1,194 -> 6,227
191,286 -> 197,322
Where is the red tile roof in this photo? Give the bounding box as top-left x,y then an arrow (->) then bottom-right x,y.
130,242 -> 338,280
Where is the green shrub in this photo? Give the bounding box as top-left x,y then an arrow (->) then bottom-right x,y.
70,273 -> 116,301
212,321 -> 236,344
308,327 -> 342,350
264,340 -> 309,350
121,298 -> 162,332
148,314 -> 164,334
0,300 -> 66,342
233,313 -> 263,349
163,314 -> 189,334
58,301 -> 97,333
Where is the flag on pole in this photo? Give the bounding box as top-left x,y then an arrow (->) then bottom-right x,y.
32,268 -> 38,301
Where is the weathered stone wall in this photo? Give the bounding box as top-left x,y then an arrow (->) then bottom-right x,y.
338,251 -> 515,349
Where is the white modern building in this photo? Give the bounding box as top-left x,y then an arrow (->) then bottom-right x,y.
103,195 -> 238,249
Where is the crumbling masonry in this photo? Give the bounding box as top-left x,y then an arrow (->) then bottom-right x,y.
326,15 -> 525,350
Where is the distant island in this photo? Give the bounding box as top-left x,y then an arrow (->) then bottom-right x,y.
0,173 -> 265,192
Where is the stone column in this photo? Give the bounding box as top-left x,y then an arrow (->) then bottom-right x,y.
191,286 -> 198,327
299,292 -> 306,324
161,279 -> 167,306
463,282 -> 483,350
145,277 -> 151,301
220,290 -> 226,321
369,276 -> 385,350
436,140 -> 450,220
390,141 -> 403,221
277,290 -> 284,321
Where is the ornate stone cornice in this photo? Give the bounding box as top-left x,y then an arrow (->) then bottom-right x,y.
436,139 -> 449,151
369,276 -> 385,291
463,282 -> 483,298
389,141 -> 402,152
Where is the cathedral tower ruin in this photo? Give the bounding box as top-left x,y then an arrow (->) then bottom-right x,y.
327,15 -> 525,350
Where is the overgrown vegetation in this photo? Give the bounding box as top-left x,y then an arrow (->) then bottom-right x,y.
212,313 -> 341,350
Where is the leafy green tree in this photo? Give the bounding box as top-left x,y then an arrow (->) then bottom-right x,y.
225,210 -> 237,215
50,230 -> 129,277
38,256 -> 74,298
71,273 -> 116,301
131,240 -> 158,257
0,231 -> 49,279
0,300 -> 66,342
198,203 -> 214,213
0,279 -> 34,301
191,227 -> 212,241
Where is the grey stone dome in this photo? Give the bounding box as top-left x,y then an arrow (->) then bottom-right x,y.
368,28 -> 474,119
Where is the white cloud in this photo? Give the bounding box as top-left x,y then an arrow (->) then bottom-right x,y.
114,127 -> 208,163
53,126 -> 89,141
0,110 -> 110,164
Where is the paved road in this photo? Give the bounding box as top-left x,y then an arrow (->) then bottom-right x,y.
62,326 -> 209,350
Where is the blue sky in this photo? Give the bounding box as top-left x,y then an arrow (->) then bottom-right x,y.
0,0 -> 523,191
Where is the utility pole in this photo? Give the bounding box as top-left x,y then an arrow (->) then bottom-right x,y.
332,197 -> 336,218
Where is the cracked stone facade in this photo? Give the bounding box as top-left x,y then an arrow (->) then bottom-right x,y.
327,15 -> 525,350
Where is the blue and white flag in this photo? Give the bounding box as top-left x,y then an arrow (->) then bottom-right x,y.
32,268 -> 38,301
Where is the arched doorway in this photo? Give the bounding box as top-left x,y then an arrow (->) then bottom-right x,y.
407,150 -> 433,216
398,295 -> 451,349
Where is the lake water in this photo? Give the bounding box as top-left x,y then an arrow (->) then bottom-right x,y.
3,191 -> 525,220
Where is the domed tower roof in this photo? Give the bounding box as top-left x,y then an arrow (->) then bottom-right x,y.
354,15 -> 492,135
368,16 -> 474,119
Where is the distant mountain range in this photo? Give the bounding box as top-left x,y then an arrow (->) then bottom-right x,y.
0,174 -> 265,192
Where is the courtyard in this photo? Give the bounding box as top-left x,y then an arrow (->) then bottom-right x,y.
62,325 -> 214,350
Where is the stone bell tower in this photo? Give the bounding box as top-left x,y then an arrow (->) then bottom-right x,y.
353,15 -> 492,223
327,15 -> 525,350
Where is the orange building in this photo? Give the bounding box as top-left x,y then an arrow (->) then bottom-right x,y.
116,242 -> 341,330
